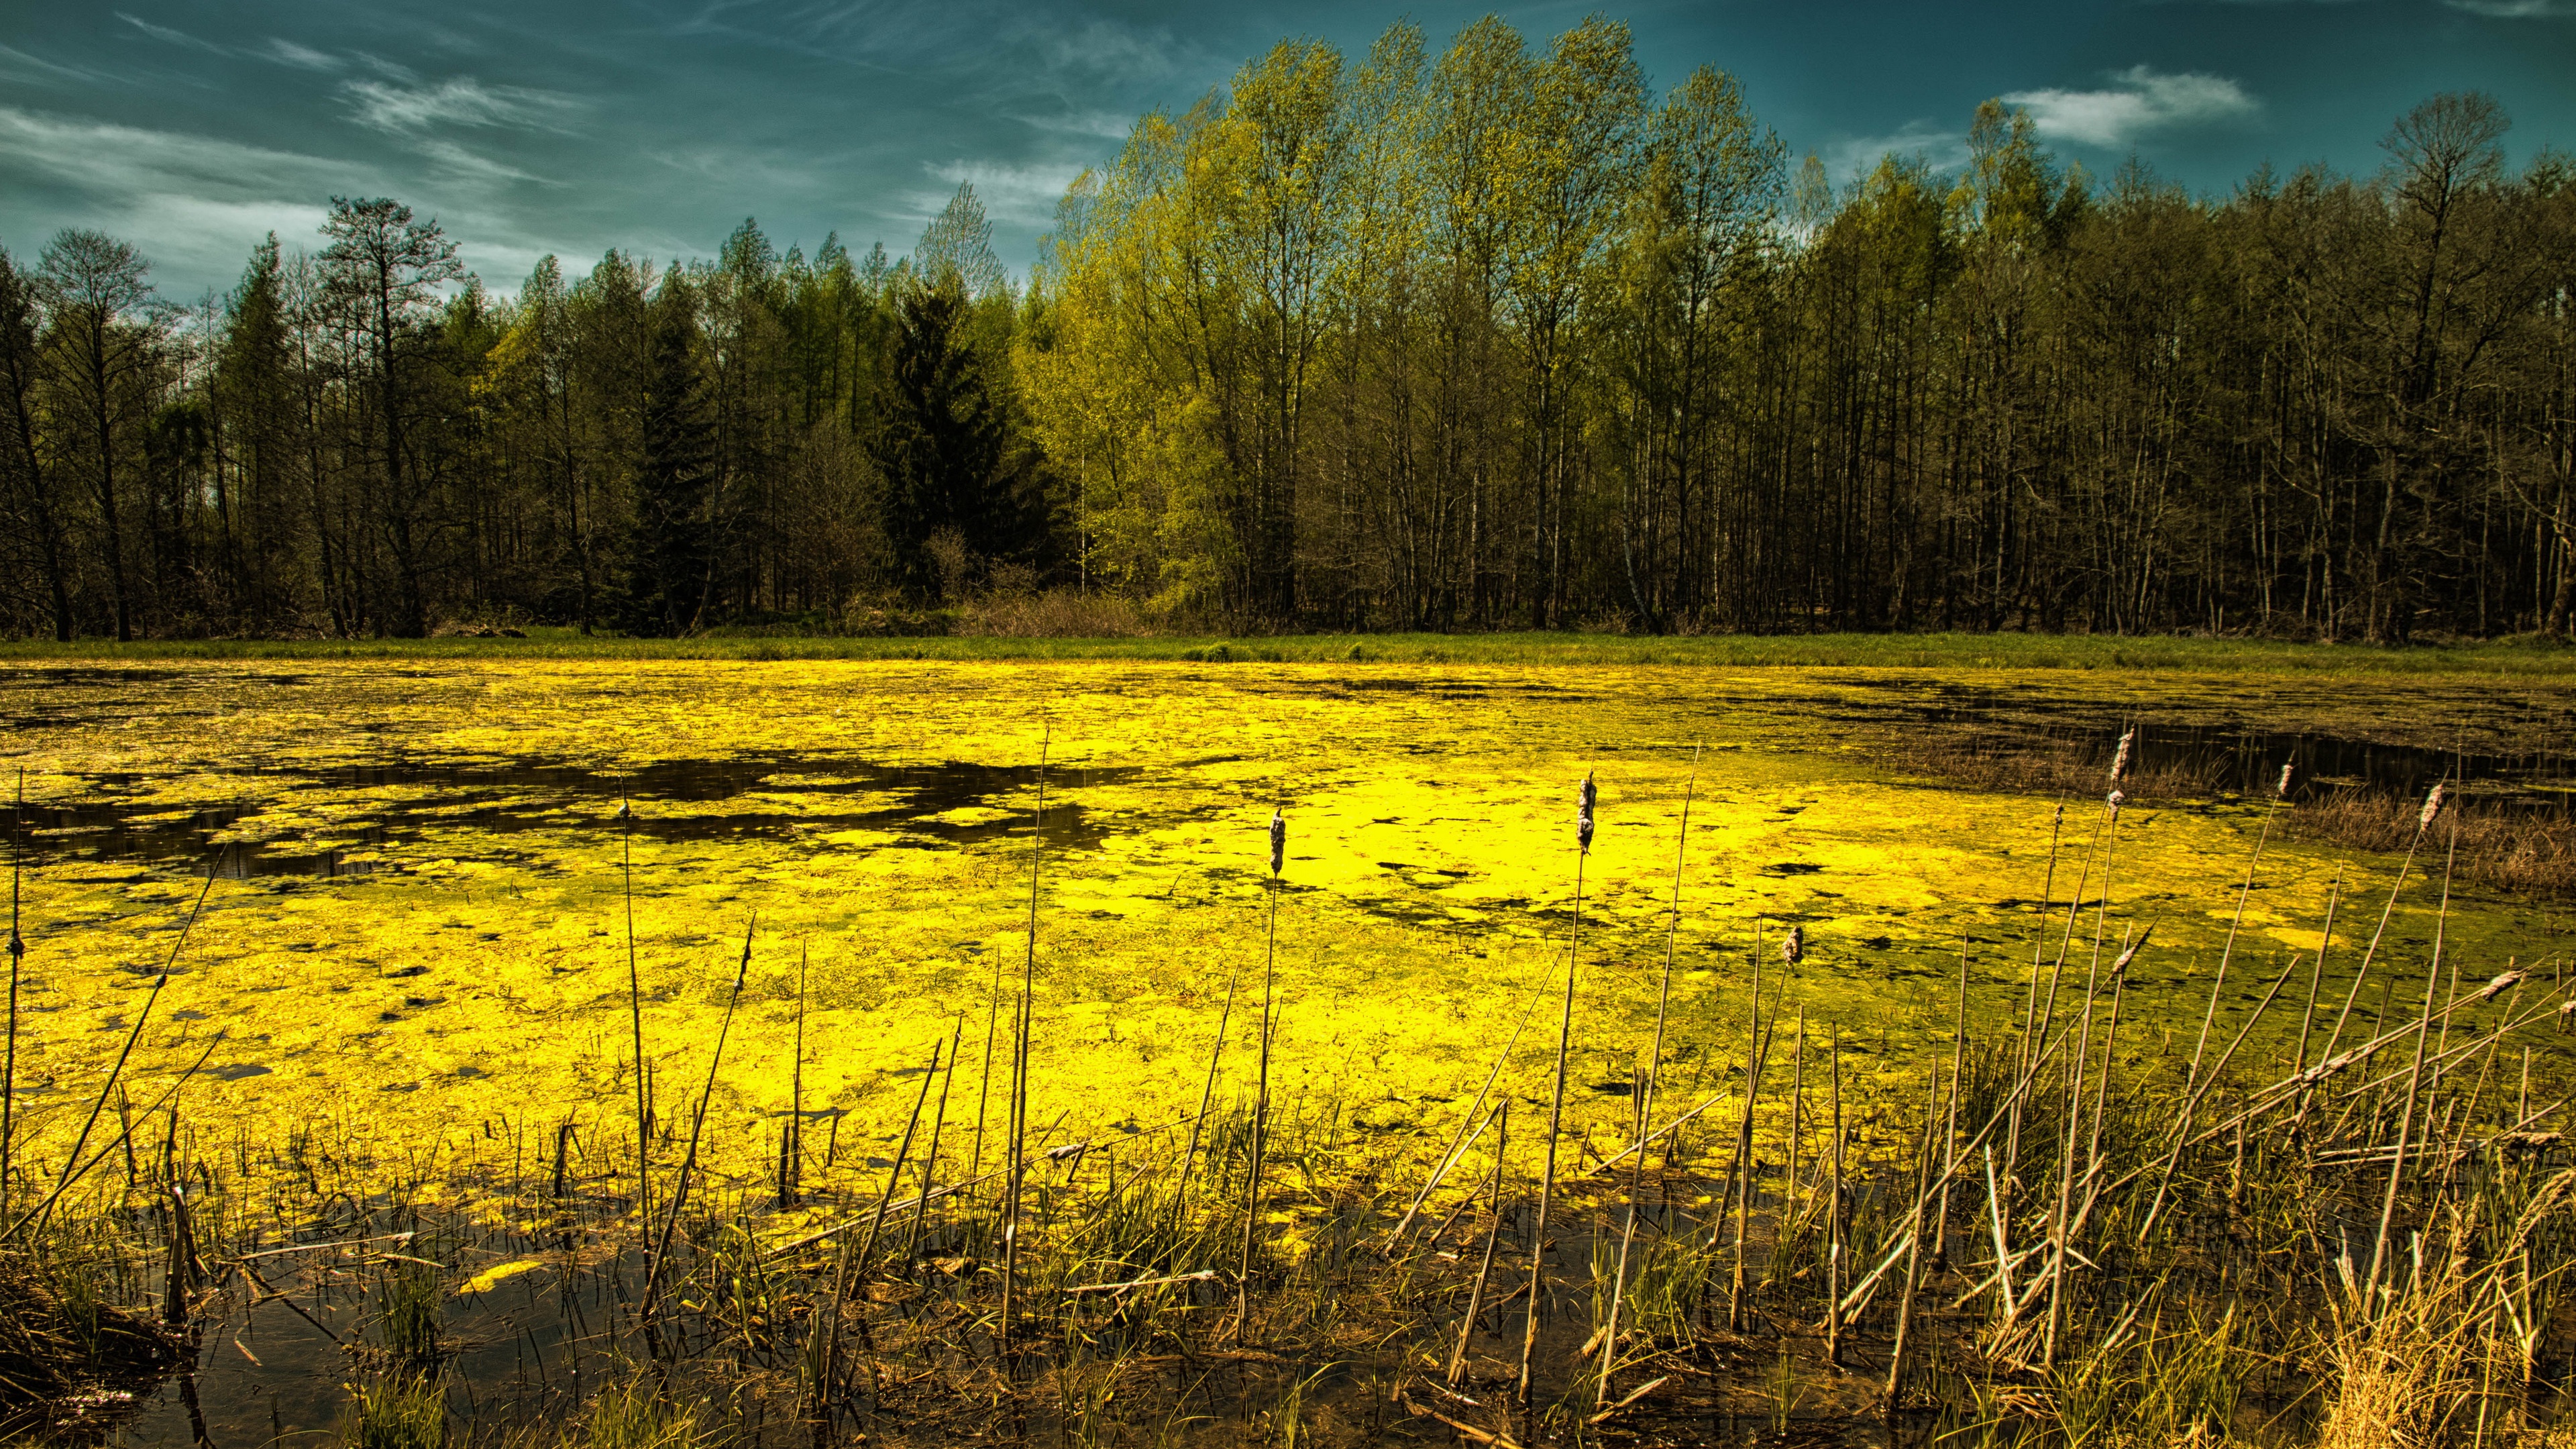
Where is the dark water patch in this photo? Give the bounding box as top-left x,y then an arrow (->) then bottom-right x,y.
9,755 -> 1141,877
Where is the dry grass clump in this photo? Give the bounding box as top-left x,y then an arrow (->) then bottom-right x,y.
957,586 -> 1153,639
1914,731 -> 2228,802
0,1250 -> 182,1409
1913,733 -> 2576,895
2296,788 -> 2576,896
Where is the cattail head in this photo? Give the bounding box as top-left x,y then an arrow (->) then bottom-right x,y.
2108,728 -> 2135,786
2476,968 -> 2526,1003
1268,808 -> 1286,876
615,801 -> 633,822
1577,771 -> 1597,854
1781,924 -> 1804,967
2106,788 -> 2126,816
2418,783 -> 2446,831
2276,763 -> 2295,800
2108,924 -> 2153,977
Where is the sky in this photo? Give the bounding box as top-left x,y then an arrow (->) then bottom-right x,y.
3,0 -> 2572,302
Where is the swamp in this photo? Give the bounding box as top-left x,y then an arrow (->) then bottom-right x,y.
3,649 -> 2575,1447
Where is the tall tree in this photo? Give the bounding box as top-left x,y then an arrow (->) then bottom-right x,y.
320,196 -> 464,637
621,284 -> 715,635
35,229 -> 158,641
0,248 -> 73,639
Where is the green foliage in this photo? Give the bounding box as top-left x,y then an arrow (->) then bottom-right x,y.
342,1374 -> 445,1449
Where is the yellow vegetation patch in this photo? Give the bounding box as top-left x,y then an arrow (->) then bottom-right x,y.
0,659 -> 2559,1210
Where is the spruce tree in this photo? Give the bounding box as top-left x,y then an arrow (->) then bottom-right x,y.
619,288 -> 715,636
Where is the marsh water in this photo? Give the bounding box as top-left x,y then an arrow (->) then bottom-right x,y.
3,658 -> 2573,1445
11,663 -> 2573,883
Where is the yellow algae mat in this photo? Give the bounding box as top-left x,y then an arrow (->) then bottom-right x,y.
1,658 -> 2563,1214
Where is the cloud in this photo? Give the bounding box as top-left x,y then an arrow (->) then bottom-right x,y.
2443,0 -> 2576,13
115,13 -> 227,55
0,44 -> 109,87
919,160 -> 1086,227
262,39 -> 343,71
0,104 -> 358,204
1826,120 -> 1970,181
339,76 -> 580,133
2001,66 -> 2257,148
417,138 -> 552,186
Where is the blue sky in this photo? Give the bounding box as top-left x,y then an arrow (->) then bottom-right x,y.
3,1 -> 2571,301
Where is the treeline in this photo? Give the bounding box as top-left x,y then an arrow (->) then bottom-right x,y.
0,190 -> 1042,639
3,15 -> 2573,641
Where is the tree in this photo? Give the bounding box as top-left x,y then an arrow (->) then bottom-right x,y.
35,229 -> 159,641
0,248 -> 73,639
320,196 -> 464,637
916,184 -> 1010,303
873,282 -> 1029,600
620,284 -> 715,635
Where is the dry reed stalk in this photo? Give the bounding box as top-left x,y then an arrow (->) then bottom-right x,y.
1516,772 -> 1593,1403
2184,761 -> 2292,1091
1825,1023 -> 1845,1365
907,1014 -> 964,1266
1391,974 -> 1548,1247
4,768 -> 21,1222
855,1038 -> 944,1287
619,792 -> 649,1236
1234,807 -> 1286,1343
1175,955 -> 1243,1217
2039,961 -> 2094,1370
639,915 -> 754,1326
1787,1010 -> 1805,1226
1935,935 -> 1968,1270
2296,870 -> 2347,1078
1001,724 -> 1049,1346
2320,783 -> 2447,1073
1725,930 -> 1776,1331
2003,802 -> 2068,1225
10,855 -> 213,1246
971,911 -> 1006,1190
2366,787 -> 2461,1313
1598,750 -> 1697,1410
2010,804 -> 2109,1204
1448,1102 -> 1508,1386
1885,1072 -> 1942,1413
784,941 -> 808,1208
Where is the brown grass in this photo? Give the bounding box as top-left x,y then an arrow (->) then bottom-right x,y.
957,587 -> 1155,639
1915,734 -> 2576,896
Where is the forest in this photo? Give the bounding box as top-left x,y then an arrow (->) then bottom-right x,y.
1,15 -> 2570,643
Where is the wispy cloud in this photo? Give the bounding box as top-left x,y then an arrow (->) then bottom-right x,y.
0,104 -> 356,202
262,39 -> 343,71
339,76 -> 580,133
1827,120 -> 1970,180
115,12 -> 227,55
2001,65 -> 2258,147
0,43 -> 109,87
417,138 -> 553,186
2443,0 -> 2576,14
920,159 -> 1086,228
